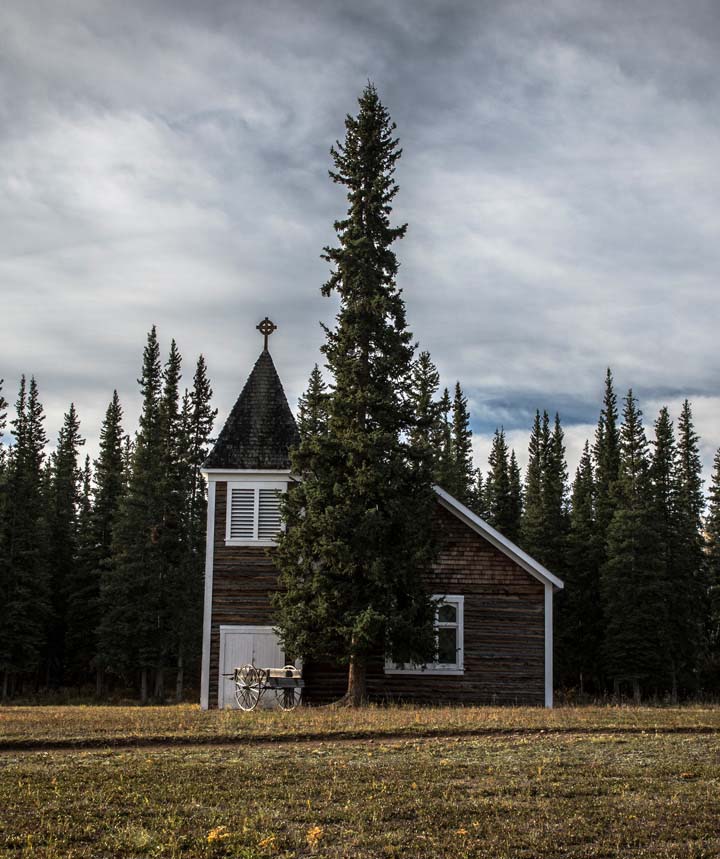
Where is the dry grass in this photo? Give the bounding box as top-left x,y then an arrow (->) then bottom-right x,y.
1,705 -> 719,857
2,703 -> 720,748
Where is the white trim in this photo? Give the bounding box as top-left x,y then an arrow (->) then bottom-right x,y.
203,469 -> 291,482
385,594 -> 465,676
199,480 -> 216,710
544,583 -> 554,708
225,481 -> 287,546
433,485 -> 564,591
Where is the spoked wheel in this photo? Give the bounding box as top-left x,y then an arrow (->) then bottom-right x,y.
234,664 -> 262,711
275,665 -> 302,711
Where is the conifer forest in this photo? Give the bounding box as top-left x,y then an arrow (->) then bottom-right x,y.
1,343 -> 719,701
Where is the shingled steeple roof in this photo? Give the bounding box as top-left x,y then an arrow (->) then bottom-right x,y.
204,348 -> 299,470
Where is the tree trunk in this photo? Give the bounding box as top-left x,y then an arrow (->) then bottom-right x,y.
175,653 -> 184,703
670,663 -> 679,705
1,671 -> 7,700
579,672 -> 584,697
154,667 -> 164,702
632,678 -> 641,705
140,668 -> 148,704
95,667 -> 104,699
613,678 -> 620,699
346,657 -> 367,707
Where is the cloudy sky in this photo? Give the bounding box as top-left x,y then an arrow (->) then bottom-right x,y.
2,0 -> 719,483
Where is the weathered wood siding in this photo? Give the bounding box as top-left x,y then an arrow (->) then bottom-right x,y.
208,481 -> 281,707
208,488 -> 545,707
303,504 -> 545,705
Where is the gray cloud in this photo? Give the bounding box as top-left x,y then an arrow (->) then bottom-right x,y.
1,0 -> 719,484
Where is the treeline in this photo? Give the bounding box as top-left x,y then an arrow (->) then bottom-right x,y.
0,328 -> 215,701
407,355 -> 720,700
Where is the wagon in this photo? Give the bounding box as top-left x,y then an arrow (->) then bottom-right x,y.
228,664 -> 304,711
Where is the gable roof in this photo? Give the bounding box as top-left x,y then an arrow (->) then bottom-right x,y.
433,485 -> 564,591
204,349 -> 299,470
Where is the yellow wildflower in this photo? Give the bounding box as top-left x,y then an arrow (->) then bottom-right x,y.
306,825 -> 324,848
207,825 -> 230,844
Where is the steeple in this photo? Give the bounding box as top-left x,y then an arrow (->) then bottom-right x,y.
204,323 -> 299,470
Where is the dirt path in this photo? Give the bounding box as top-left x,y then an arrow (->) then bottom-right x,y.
2,724 -> 719,753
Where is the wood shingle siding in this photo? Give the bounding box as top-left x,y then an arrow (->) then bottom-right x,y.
208,486 -> 545,708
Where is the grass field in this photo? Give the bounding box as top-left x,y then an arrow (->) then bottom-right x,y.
1,705 -> 719,857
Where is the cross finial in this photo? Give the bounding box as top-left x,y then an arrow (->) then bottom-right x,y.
256,316 -> 277,351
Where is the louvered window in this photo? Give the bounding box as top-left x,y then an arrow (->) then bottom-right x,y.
225,482 -> 286,544
229,488 -> 255,540
258,489 -> 282,540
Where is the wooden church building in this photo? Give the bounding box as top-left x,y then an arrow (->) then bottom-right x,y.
200,324 -> 563,709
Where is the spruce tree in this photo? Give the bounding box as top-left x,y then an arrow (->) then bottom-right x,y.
434,387 -> 456,492
648,406 -> 678,695
601,391 -> 663,700
65,455 -> 96,686
92,391 -> 127,694
521,411 -> 546,559
450,382 -> 475,507
673,400 -> 706,695
706,447 -> 720,685
485,428 -> 512,534
593,369 -> 620,542
507,449 -> 523,542
297,365 -> 328,438
0,379 -> 7,475
561,441 -> 604,692
45,403 -> 85,687
0,377 -> 50,695
102,328 -> 164,701
274,84 -> 437,704
173,354 -> 216,700
542,413 -> 569,573
408,351 -> 442,478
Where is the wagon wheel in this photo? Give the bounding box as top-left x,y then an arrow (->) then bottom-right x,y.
234,664 -> 262,711
275,665 -> 302,711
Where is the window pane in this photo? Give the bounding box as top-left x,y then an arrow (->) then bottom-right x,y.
437,603 -> 456,624
437,628 -> 457,665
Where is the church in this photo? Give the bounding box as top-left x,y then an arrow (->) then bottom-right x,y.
200,321 -> 563,710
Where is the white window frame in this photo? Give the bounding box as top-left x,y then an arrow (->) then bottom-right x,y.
225,481 -> 286,546
384,594 -> 464,676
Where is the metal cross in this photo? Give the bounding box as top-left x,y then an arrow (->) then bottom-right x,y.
256,316 -> 277,351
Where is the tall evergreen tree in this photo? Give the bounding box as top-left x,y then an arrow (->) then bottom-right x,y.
173,354 -> 216,700
706,447 -> 720,684
297,365 -> 328,439
45,403 -> 85,687
0,379 -> 7,475
521,411 -> 546,559
101,328 -> 164,701
408,351 -> 443,479
648,406 -> 678,695
65,455 -> 96,685
673,400 -> 706,694
542,413 -> 569,573
92,391 -> 127,692
274,84 -> 437,704
450,382 -> 475,507
434,387 -> 455,492
601,391 -> 663,700
485,428 -> 512,534
593,369 -> 620,542
0,377 -> 50,695
560,441 -> 604,692
507,449 -> 523,542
